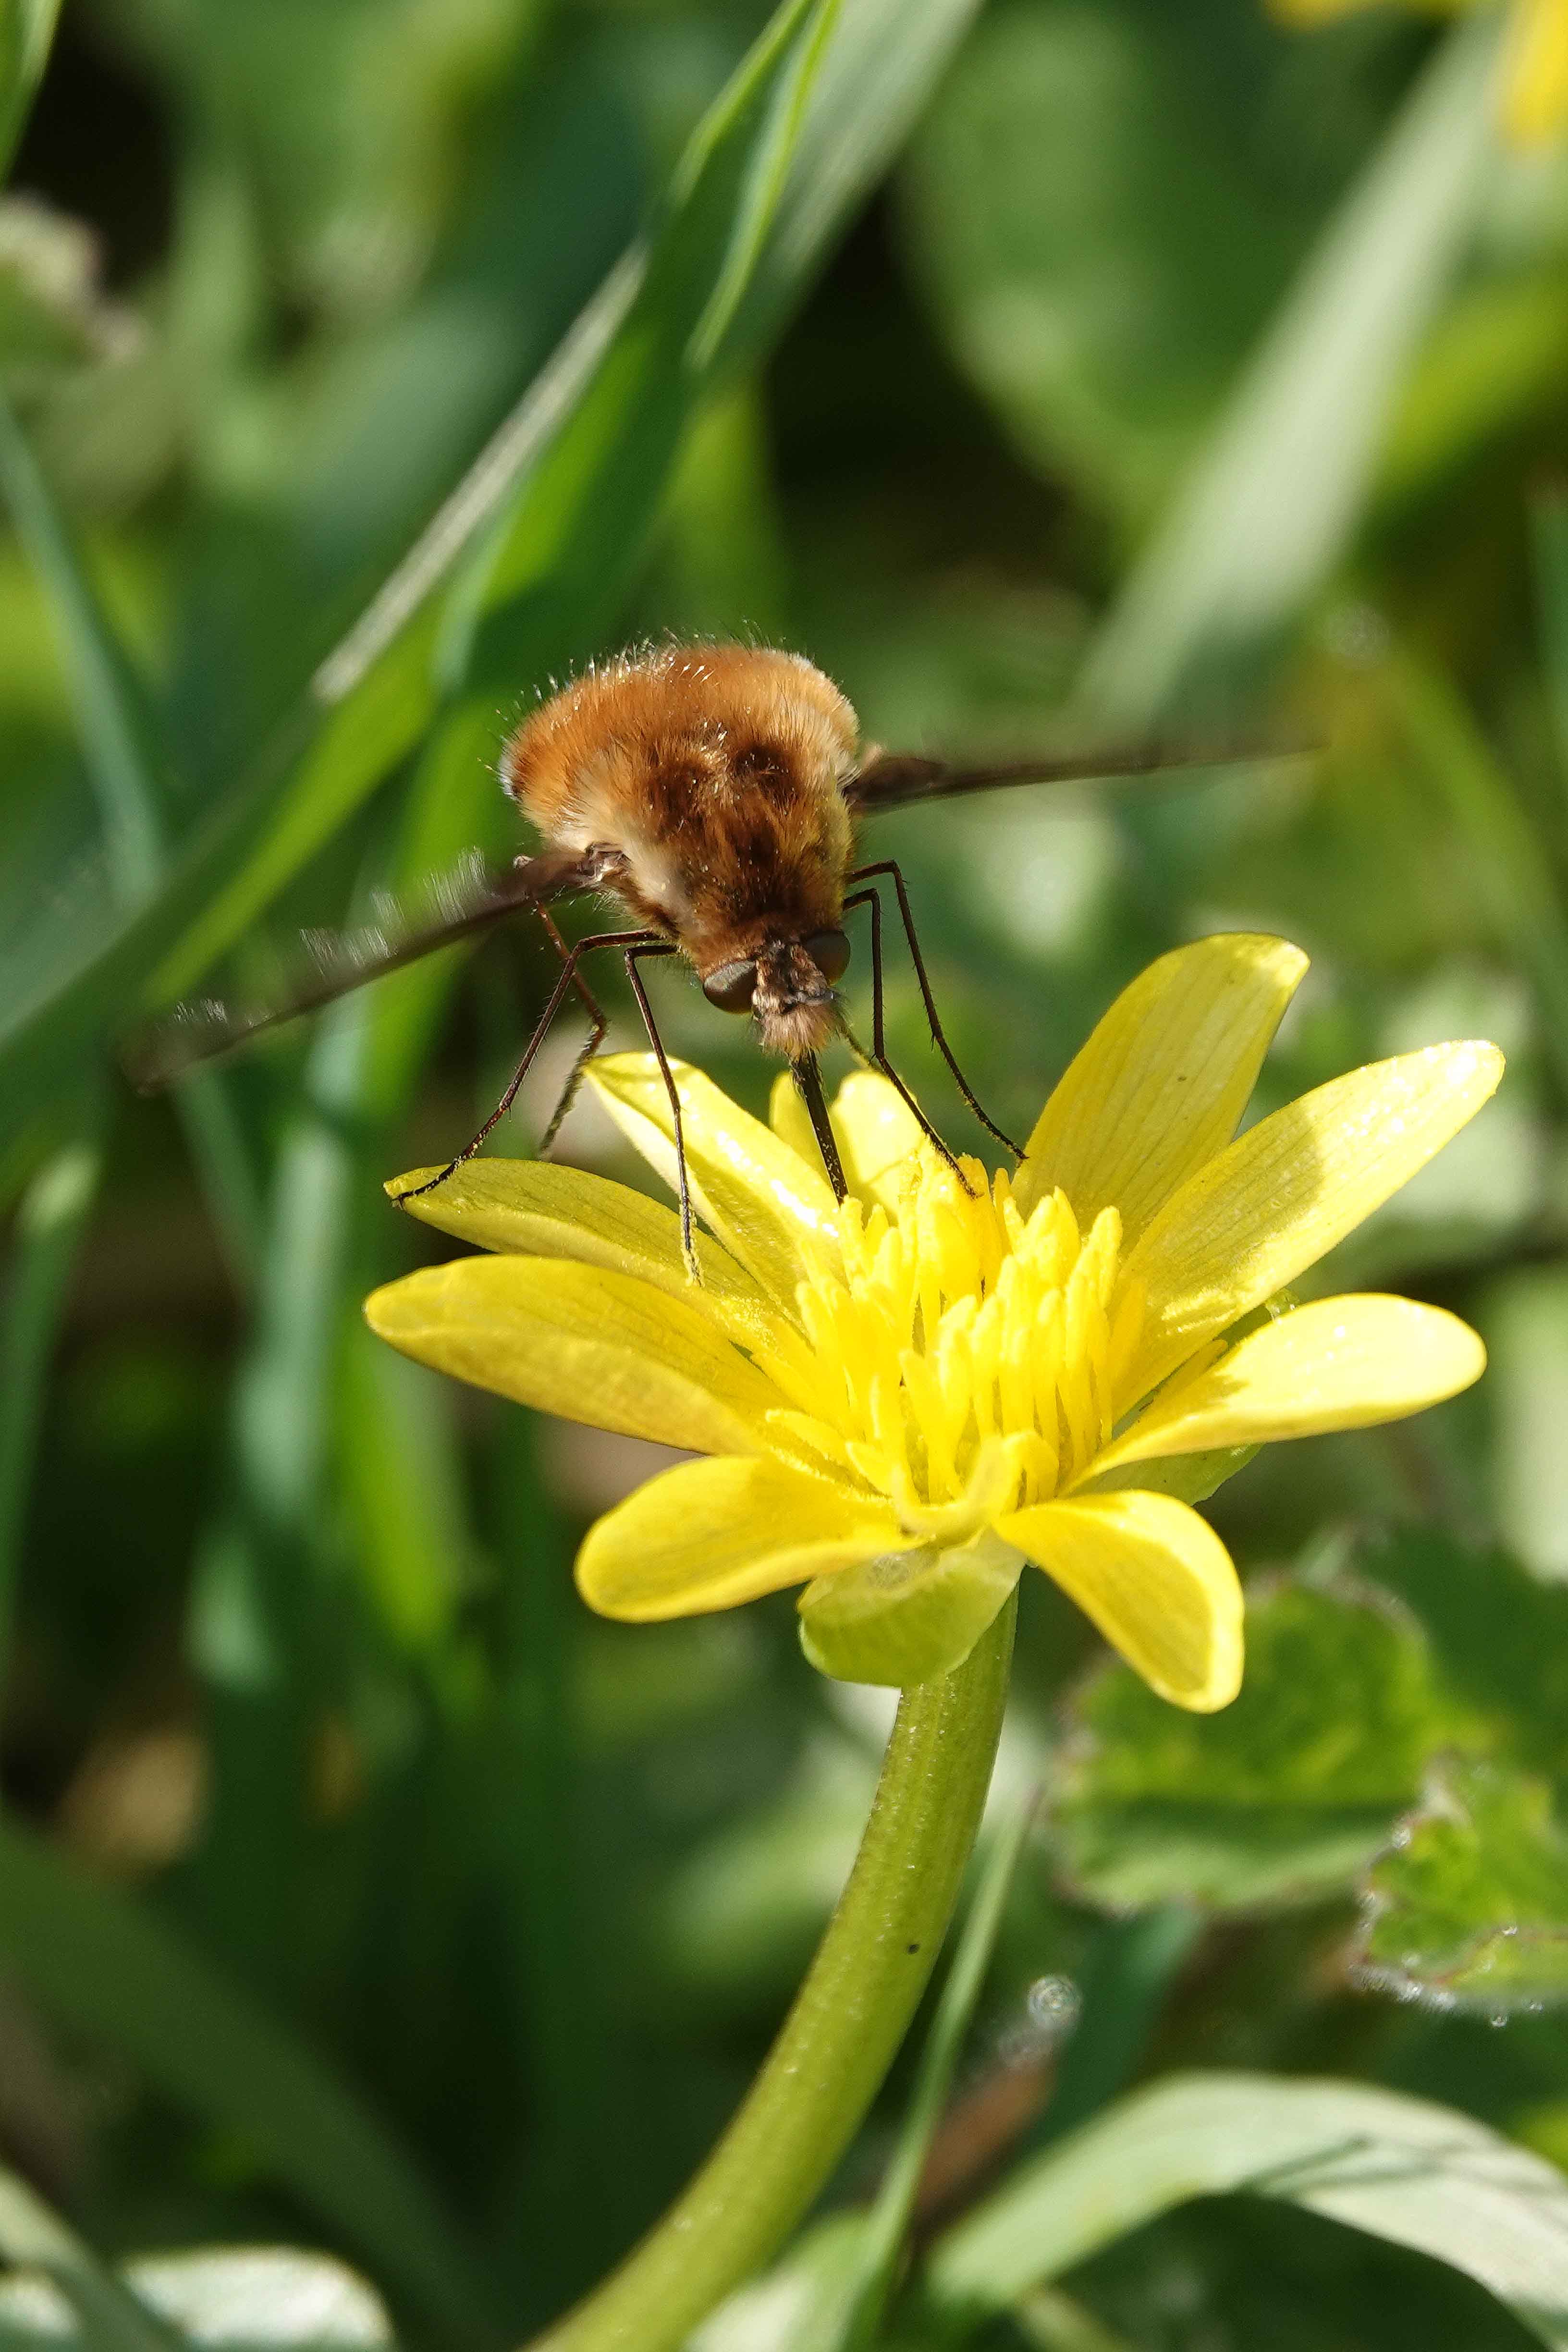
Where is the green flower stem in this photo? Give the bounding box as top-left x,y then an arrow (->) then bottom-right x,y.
527,1592 -> 1017,2352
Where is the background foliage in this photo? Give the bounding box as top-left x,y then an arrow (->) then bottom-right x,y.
4,0 -> 1568,2347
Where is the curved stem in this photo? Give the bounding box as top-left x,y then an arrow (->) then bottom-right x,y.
527,1594 -> 1017,2352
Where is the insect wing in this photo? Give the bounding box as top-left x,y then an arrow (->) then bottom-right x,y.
844,736 -> 1307,815
123,851 -> 578,1090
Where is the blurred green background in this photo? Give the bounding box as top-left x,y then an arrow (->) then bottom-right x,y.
5,0 -> 1568,2346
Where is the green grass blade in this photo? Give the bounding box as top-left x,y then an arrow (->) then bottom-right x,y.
717,0 -> 984,371
0,1813 -> 500,2350
0,0 -> 60,180
0,394 -> 164,898
1531,482 -> 1568,784
1079,9 -> 1504,725
1385,646 -> 1568,1095
0,1121 -> 101,1687
0,394 -> 263,1280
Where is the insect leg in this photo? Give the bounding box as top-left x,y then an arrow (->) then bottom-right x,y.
393,927 -> 658,1202
622,942 -> 700,1277
533,905 -> 611,1155
847,859 -> 1024,1159
842,886 -> 973,1192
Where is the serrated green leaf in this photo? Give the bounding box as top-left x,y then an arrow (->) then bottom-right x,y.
1054,1579 -> 1449,1911
1354,1760 -> 1568,2016
922,2070 -> 1568,2352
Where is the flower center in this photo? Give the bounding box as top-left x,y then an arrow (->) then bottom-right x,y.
752,1153 -> 1142,1542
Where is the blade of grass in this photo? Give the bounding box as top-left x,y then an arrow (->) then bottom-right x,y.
0,1118 -> 100,1688
0,0 -> 60,179
1531,481 -> 1568,786
0,394 -> 263,1283
1384,643 -> 1568,1097
1078,8 -> 1504,725
0,1811 -> 500,2350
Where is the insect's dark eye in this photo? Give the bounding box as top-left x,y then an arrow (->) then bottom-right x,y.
702,959 -> 759,1014
805,929 -> 851,986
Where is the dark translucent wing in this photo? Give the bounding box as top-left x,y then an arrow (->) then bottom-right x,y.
844,738 -> 1308,815
123,849 -> 587,1091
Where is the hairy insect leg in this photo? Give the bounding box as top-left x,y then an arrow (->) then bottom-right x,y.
393,927 -> 658,1202
533,906 -> 611,1155
847,860 -> 1024,1159
841,886 -> 976,1194
622,943 -> 701,1279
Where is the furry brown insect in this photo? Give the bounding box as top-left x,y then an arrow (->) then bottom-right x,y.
131,639 -> 1271,1266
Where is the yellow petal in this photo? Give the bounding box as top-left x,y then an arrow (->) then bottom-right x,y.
769,1068 -> 923,1215
385,1158 -> 771,1339
1120,1040 -> 1503,1405
1015,934 -> 1308,1243
589,1054 -> 840,1308
1090,1295 -> 1487,1480
365,1257 -> 781,1455
576,1454 -> 900,1620
997,1491 -> 1243,1711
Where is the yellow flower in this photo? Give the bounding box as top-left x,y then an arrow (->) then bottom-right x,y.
365,935 -> 1498,1710
1272,0 -> 1568,144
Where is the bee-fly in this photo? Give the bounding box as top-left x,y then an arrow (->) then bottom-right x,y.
132,642 -> 1269,1265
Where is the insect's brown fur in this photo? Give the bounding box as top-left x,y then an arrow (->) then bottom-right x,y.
501,644 -> 861,1058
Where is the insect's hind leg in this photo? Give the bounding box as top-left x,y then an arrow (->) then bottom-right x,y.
393,927 -> 657,1203
847,859 -> 1024,1160
622,942 -> 699,1278
533,906 -> 610,1156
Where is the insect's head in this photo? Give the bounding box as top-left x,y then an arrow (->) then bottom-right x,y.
702,928 -> 850,1059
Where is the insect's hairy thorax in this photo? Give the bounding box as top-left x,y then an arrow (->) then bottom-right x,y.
501,645 -> 858,969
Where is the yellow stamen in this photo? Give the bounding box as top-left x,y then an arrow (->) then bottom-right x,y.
752,1150 -> 1127,1545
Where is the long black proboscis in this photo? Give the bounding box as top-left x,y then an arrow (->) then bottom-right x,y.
796,1052 -> 847,1203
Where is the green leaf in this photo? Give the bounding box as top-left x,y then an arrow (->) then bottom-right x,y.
1078,8 -> 1504,723
0,1814 -> 499,2349
1353,1760 -> 1568,2016
903,0 -> 1305,528
0,2246 -> 395,2352
922,2070 -> 1568,2351
0,0 -> 60,181
1356,1525 -> 1568,1801
1053,1578 -> 1448,1911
